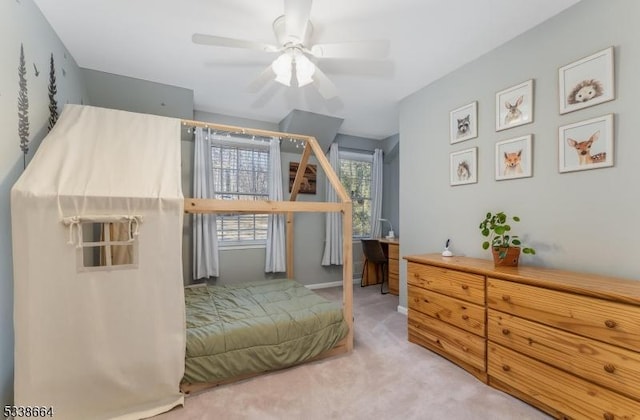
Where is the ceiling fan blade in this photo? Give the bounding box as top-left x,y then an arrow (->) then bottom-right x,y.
312,67 -> 338,99
247,65 -> 276,93
192,33 -> 279,53
310,40 -> 390,59
284,0 -> 312,41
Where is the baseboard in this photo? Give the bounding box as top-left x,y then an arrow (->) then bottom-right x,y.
397,305 -> 408,315
306,277 -> 361,290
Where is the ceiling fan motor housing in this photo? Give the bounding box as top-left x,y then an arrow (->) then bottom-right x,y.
273,15 -> 313,47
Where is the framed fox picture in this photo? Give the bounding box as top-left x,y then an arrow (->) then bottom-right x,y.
495,135 -> 533,181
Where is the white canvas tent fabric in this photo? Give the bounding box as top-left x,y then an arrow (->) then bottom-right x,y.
11,105 -> 186,419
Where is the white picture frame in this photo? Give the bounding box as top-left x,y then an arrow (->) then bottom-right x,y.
559,47 -> 614,114
495,135 -> 533,181
450,101 -> 478,144
450,147 -> 477,186
559,114 -> 614,173
495,79 -> 534,131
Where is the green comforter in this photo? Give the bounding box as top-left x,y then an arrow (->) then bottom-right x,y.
183,279 -> 349,384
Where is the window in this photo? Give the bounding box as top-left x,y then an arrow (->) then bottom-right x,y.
211,143 -> 270,245
81,222 -> 136,268
63,215 -> 142,271
339,151 -> 373,238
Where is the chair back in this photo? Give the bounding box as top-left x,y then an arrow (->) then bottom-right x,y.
361,239 -> 387,264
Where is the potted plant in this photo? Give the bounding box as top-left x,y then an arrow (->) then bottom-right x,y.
479,211 -> 535,266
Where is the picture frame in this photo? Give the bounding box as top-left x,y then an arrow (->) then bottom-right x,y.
495,135 -> 533,181
450,147 -> 477,186
288,162 -> 317,194
559,47 -> 614,114
495,79 -> 534,131
449,101 -> 478,144
558,114 -> 614,173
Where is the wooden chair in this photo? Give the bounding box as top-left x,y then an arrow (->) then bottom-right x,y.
361,238 -> 388,294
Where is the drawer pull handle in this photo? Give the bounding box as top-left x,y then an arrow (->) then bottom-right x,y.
461,284 -> 469,290
462,314 -> 469,320
604,364 -> 616,374
502,295 -> 511,303
502,365 -> 510,372
502,328 -> 510,335
603,412 -> 614,420
605,320 -> 617,329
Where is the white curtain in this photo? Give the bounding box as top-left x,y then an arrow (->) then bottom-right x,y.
265,137 -> 286,272
370,148 -> 384,238
321,143 -> 343,266
193,127 -> 219,279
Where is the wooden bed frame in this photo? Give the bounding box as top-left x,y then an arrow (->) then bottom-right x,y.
180,119 -> 353,394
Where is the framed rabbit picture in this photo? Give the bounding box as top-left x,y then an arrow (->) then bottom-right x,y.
495,79 -> 534,131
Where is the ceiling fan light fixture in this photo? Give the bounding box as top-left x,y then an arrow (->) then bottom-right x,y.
272,53 -> 293,86
294,53 -> 315,87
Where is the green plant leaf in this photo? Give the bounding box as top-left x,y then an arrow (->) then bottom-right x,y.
494,226 -> 505,235
513,216 -> 520,222
482,242 -> 490,250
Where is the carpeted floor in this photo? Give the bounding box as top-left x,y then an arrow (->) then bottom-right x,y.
155,285 -> 550,420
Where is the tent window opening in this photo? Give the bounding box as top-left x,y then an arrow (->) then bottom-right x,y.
63,216 -> 142,271
80,222 -> 136,268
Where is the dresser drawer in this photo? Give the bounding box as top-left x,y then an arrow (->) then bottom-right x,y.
409,309 -> 486,372
488,310 -> 640,401
489,342 -> 640,419
389,260 -> 399,276
487,278 -> 640,352
388,243 -> 399,259
408,262 -> 485,305
409,286 -> 485,336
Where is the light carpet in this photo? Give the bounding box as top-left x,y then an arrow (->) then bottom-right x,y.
155,285 -> 550,420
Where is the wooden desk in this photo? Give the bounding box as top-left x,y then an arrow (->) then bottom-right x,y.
361,238 -> 399,295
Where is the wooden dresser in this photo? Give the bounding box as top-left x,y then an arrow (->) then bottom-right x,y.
404,253 -> 640,419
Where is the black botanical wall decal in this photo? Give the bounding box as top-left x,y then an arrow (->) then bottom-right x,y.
48,53 -> 58,131
18,43 -> 30,168
33,63 -> 40,77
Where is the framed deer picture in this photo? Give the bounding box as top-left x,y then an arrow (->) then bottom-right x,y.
495,79 -> 534,131
558,114 -> 614,173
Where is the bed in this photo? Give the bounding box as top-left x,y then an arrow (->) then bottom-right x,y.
181,120 -> 354,393
182,279 -> 349,387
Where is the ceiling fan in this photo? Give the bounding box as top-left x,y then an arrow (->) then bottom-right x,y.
192,0 -> 390,99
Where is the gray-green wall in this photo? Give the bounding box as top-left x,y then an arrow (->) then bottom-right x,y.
82,68 -> 194,119
398,0 -> 640,308
0,0 -> 88,406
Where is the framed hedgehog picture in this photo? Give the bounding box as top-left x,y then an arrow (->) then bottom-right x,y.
449,101 -> 477,144
450,147 -> 477,186
559,47 -> 614,114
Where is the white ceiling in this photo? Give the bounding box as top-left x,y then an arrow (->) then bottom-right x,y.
33,0 -> 581,140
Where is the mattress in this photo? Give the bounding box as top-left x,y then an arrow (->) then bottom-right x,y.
183,278 -> 349,384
